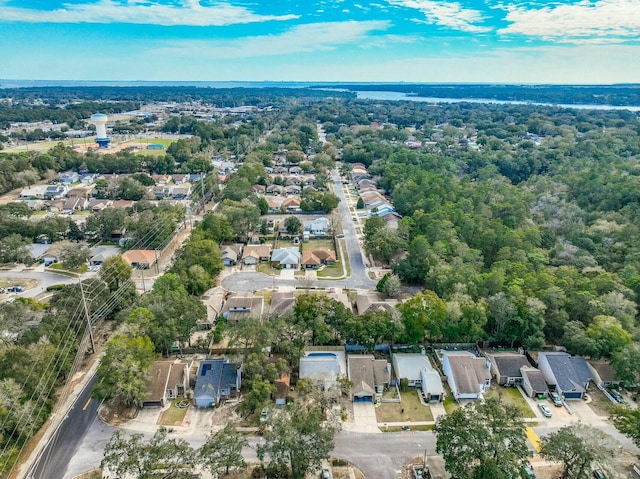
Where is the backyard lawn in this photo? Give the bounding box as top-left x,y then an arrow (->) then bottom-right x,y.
484,385 -> 536,418
375,390 -> 434,423
301,239 -> 335,251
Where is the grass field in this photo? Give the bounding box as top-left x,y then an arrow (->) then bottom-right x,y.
484,385 -> 536,418
443,396 -> 459,414
375,390 -> 434,423
317,263 -> 344,278
301,238 -> 334,251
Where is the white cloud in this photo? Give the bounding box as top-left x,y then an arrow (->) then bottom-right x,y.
499,0 -> 640,42
0,0 -> 299,26
385,0 -> 490,33
153,20 -> 391,59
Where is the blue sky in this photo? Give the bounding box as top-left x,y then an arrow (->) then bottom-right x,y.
0,0 -> 638,83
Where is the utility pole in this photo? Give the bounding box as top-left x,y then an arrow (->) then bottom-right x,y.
200,171 -> 206,213
80,282 -> 95,354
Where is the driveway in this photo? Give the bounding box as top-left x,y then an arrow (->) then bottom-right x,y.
345,402 -> 381,434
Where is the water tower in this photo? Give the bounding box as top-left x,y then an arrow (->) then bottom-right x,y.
90,113 -> 110,148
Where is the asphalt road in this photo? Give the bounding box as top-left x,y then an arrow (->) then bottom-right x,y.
29,374 -> 101,479
0,270 -> 77,299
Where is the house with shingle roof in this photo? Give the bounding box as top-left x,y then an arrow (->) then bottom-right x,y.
486,352 -> 532,386
241,244 -> 272,265
194,359 -> 241,407
520,366 -> 548,399
121,249 -> 158,270
222,294 -> 264,322
537,352 -> 594,399
143,359 -> 192,408
303,217 -> 329,236
588,360 -> 622,388
441,351 -> 491,400
347,354 -> 390,402
221,243 -> 244,266
271,247 -> 301,269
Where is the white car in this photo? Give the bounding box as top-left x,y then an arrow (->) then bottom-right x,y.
538,403 -> 552,418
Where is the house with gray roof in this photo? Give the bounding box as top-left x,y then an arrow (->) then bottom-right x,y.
194,359 -> 241,407
441,351 -> 491,400
486,352 -> 531,386
143,359 -> 192,408
537,352 -> 594,399
222,295 -> 264,322
392,352 -> 443,402
588,360 -> 622,388
271,247 -> 301,269
520,366 -> 548,399
89,245 -> 121,266
270,291 -> 296,315
221,243 -> 244,266
347,354 -> 390,402
303,217 -> 329,236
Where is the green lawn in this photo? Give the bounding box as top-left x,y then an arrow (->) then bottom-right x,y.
301,239 -> 335,251
484,386 -> 536,418
443,396 -> 460,414
49,263 -> 88,274
317,263 -> 344,278
375,390 -> 434,423
158,400 -> 189,426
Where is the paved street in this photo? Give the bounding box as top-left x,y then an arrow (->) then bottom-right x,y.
29,374 -> 101,479
0,269 -> 77,298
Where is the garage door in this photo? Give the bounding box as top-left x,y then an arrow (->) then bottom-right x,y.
563,392 -> 582,399
354,395 -> 373,402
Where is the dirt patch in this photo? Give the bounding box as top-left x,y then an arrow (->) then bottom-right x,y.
98,400 -> 138,426
585,386 -> 617,417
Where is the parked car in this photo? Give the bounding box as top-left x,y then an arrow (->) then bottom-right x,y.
538,403 -> 552,418
523,465 -> 536,478
7,286 -> 24,293
259,408 -> 269,424
321,469 -> 332,479
0,288 -> 5,294
592,469 -> 607,479
608,388 -> 625,403
549,392 -> 563,407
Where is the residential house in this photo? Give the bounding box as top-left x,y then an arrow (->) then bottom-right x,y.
194,359 -> 241,407
286,176 -> 302,186
355,292 -> 397,315
269,291 -> 296,315
172,186 -> 191,199
274,373 -> 290,405
222,295 -> 264,322
58,172 -> 79,184
441,351 -> 491,400
67,187 -> 93,199
111,200 -> 135,209
537,352 -> 594,400
19,185 -> 49,200
284,185 -> 301,195
347,354 -> 390,402
172,174 -> 188,185
143,359 -> 191,408
43,185 -> 68,200
289,166 -> 302,175
303,217 -> 329,236
421,369 -> 445,402
152,174 -> 171,185
221,243 -> 244,266
88,199 -> 110,212
26,243 -> 54,264
61,197 -> 87,214
281,197 -> 301,212
302,176 -> 316,186
89,245 -> 121,266
241,245 -> 272,265
121,249 -> 158,270
189,173 -> 204,182
45,199 -> 65,213
266,197 -> 283,213
79,173 -> 97,184
271,247 -> 301,269
299,350 -> 346,390
273,166 -> 288,175
273,150 -> 287,165
301,248 -> 336,270
266,185 -> 285,196
486,352 -> 531,386
251,185 -> 266,194
588,360 -> 622,388
392,353 -> 436,388
520,366 -> 548,399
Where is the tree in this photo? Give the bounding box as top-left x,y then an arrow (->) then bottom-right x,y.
199,424 -> 248,476
257,403 -> 336,479
356,197 -> 365,209
0,234 -> 30,264
585,315 -> 632,358
611,343 -> 640,392
611,406 -> 640,448
101,429 -> 196,479
59,242 -> 91,270
284,216 -> 303,235
95,333 -> 156,407
397,290 -> 447,343
99,254 -> 132,291
434,397 -> 529,479
383,274 -> 402,297
540,425 -> 617,479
